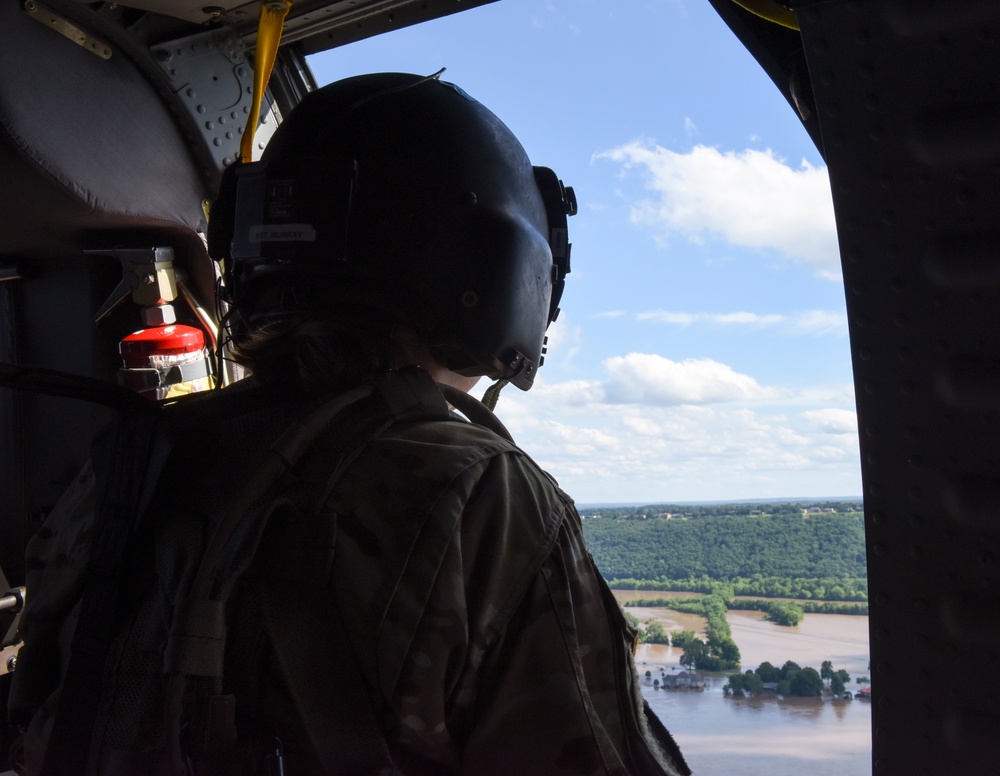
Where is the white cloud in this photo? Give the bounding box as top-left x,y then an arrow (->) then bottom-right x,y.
636,310 -> 698,325
593,310 -> 626,319
602,353 -> 788,405
488,354 -> 860,503
801,408 -> 858,434
635,308 -> 847,335
638,309 -> 781,327
543,314 -> 582,365
684,117 -> 698,138
595,141 -> 840,279
710,312 -> 785,326
494,388 -> 861,503
527,378 -> 605,407
788,309 -> 849,336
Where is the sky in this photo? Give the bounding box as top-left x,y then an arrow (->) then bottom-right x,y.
306,0 -> 862,505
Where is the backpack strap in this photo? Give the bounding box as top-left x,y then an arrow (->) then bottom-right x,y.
256,367 -> 460,776
258,572 -> 400,775
162,367 -> 451,775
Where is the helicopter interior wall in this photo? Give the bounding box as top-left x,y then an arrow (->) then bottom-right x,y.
0,258 -> 121,589
0,242 -> 215,590
0,0 -> 222,590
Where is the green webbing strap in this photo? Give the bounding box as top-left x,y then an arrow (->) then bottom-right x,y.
440,382 -> 514,443
480,377 -> 509,411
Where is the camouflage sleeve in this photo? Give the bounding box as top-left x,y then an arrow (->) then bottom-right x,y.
371,443 -> 688,775
458,503 -> 689,776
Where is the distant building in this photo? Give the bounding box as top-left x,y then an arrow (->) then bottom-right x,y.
660,670 -> 706,689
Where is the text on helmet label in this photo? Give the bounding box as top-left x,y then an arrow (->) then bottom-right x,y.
249,224 -> 317,243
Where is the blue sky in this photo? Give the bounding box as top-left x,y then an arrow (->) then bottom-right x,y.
306,0 -> 861,504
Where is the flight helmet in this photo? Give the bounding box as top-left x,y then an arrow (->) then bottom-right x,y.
208,71 -> 576,390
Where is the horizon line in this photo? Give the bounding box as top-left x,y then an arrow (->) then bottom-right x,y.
578,496 -> 863,509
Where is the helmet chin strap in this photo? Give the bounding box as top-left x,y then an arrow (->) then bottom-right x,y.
480,378 -> 509,411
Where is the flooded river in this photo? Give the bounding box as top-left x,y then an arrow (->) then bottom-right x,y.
615,590 -> 872,775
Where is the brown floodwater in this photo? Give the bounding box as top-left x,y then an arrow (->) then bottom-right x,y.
616,591 -> 872,775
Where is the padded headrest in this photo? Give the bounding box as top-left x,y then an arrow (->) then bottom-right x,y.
0,1 -> 211,261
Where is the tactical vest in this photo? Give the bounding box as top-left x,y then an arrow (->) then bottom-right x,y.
9,367 -> 488,776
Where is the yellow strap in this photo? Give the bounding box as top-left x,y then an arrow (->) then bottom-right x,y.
731,0 -> 798,31
239,0 -> 293,162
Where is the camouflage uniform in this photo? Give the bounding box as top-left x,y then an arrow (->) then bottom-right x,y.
12,374 -> 690,776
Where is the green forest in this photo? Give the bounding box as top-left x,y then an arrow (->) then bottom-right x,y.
611,575 -> 868,601
598,502 -> 869,667
580,503 -> 866,582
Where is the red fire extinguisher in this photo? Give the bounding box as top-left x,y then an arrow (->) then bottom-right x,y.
119,319 -> 214,401
92,247 -> 216,400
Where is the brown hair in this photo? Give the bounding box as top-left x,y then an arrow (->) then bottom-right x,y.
229,313 -> 400,394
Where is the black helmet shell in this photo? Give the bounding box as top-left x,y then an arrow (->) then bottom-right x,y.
209,72 -> 575,389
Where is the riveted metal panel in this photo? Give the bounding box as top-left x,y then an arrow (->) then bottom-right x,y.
797,1 -> 1000,771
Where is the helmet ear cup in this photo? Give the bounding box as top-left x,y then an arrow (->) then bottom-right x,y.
209,73 -> 576,390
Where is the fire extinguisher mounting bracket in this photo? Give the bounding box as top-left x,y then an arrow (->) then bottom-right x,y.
89,246 -> 180,323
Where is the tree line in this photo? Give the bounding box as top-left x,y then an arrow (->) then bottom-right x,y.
609,574 -> 868,601
627,595 -> 868,617
724,659 -> 864,698
581,511 -> 866,581
584,500 -> 862,521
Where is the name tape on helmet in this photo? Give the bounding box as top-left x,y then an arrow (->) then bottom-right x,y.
249,224 -> 317,243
